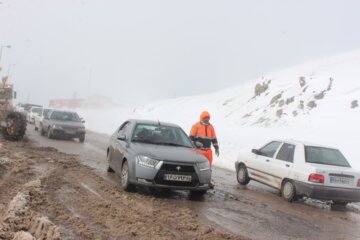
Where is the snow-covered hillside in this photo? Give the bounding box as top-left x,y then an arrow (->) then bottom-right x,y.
77,49 -> 360,171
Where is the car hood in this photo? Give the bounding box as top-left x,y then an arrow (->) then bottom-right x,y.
49,120 -> 84,128
130,143 -> 207,163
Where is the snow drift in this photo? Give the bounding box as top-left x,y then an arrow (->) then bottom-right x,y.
77,49 -> 360,171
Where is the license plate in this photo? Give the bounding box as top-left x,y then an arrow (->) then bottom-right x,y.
330,176 -> 352,185
163,174 -> 192,182
65,131 -> 76,134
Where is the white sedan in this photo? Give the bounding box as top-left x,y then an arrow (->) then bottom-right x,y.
34,108 -> 53,131
235,139 -> 360,207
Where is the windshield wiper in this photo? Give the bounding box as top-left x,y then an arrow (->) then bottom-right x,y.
132,139 -> 156,144
156,142 -> 191,148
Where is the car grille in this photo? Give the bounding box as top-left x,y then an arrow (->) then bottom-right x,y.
62,126 -> 78,131
154,163 -> 199,187
160,163 -> 195,173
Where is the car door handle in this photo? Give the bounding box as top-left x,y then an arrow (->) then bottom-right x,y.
266,159 -> 270,162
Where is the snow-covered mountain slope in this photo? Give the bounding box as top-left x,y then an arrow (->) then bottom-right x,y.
77,49 -> 360,171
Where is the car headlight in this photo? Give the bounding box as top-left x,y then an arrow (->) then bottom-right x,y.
197,161 -> 210,171
136,155 -> 160,168
52,125 -> 63,129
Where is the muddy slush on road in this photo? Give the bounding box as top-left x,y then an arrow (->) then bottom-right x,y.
0,138 -> 242,239
1,127 -> 360,239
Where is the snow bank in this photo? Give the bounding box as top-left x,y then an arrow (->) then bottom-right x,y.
77,49 -> 360,171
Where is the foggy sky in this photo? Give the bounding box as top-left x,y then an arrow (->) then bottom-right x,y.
1,0 -> 360,106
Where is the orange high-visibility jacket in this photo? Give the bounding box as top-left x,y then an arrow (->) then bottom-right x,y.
189,111 -> 219,151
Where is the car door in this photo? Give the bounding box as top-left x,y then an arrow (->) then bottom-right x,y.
111,121 -> 131,173
248,141 -> 282,187
266,142 -> 296,189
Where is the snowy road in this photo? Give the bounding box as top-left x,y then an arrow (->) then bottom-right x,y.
27,126 -> 360,240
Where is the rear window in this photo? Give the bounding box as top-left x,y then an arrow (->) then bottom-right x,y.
305,146 -> 351,167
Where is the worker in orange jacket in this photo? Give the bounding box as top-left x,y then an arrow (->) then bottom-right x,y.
189,111 -> 219,167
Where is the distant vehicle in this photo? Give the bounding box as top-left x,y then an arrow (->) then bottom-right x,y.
41,110 -> 86,142
23,103 -> 42,113
27,106 -> 43,124
235,139 -> 360,207
107,119 -> 211,194
34,107 -> 53,131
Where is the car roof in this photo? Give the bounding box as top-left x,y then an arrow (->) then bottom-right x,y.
129,119 -> 180,128
273,138 -> 336,149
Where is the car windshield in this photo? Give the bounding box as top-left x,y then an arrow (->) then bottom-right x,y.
50,111 -> 81,122
131,123 -> 193,148
31,108 -> 42,114
43,109 -> 52,116
305,146 -> 351,167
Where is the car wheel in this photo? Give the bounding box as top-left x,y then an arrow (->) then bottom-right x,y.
79,134 -> 85,143
40,125 -> 45,136
281,180 -> 296,202
237,164 -> 250,185
190,190 -> 207,196
47,128 -> 53,139
121,161 -> 134,191
331,201 -> 348,210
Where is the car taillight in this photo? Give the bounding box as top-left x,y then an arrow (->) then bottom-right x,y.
357,179 -> 360,187
308,173 -> 324,184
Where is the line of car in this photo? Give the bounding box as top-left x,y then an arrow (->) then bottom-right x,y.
21,105 -> 86,143
17,105 -> 360,208
107,119 -> 360,208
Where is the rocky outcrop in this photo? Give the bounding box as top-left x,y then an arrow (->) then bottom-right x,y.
307,101 -> 317,109
298,100 -> 304,110
314,90 -> 326,100
327,78 -> 334,91
286,97 -> 295,105
351,100 -> 358,109
270,93 -> 282,105
278,100 -> 285,107
254,80 -> 271,96
276,109 -> 283,118
299,76 -> 306,87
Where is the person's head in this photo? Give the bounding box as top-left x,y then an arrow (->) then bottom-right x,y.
200,111 -> 210,125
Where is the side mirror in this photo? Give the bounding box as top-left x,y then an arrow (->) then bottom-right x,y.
194,141 -> 203,148
117,135 -> 126,141
252,149 -> 261,155
81,120 -> 86,123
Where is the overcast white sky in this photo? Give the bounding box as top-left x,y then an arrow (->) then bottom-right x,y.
1,0 -> 360,106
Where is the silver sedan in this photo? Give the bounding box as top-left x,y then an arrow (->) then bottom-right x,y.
107,119 -> 211,195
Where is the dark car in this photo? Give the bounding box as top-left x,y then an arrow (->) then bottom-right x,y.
41,110 -> 86,142
107,119 -> 212,194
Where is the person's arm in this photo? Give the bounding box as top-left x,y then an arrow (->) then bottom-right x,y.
211,126 -> 219,156
189,124 -> 198,142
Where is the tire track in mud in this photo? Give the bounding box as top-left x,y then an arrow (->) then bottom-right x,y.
0,139 -> 245,240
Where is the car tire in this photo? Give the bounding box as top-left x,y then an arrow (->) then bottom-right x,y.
79,135 -> 85,143
281,180 -> 296,202
237,164 -> 250,185
331,201 -> 348,210
190,190 -> 207,196
47,128 -> 53,139
121,161 -> 134,191
40,125 -> 45,136
35,126 -> 38,131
